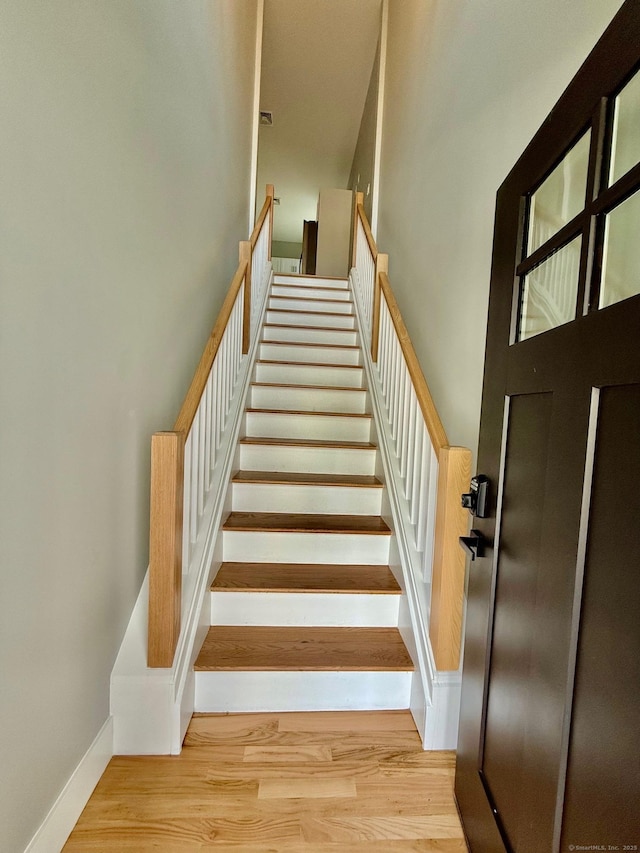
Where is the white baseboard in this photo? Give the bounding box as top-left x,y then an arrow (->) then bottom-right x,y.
24,716 -> 113,853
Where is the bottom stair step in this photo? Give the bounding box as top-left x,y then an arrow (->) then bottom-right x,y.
193,627 -> 414,713
194,626 -> 413,671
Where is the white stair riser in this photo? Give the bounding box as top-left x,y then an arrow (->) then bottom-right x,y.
250,384 -> 368,414
231,482 -> 383,515
272,285 -> 351,301
262,325 -> 359,346
266,310 -> 356,329
269,297 -> 353,315
245,411 -> 371,443
255,362 -> 364,388
273,275 -> 348,290
239,443 -> 376,475
223,530 -> 390,564
259,342 -> 361,365
194,670 -> 412,713
210,591 -> 400,627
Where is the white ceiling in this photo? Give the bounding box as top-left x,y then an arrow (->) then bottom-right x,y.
256,0 -> 382,245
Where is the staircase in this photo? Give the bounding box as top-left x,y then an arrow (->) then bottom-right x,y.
193,273 -> 415,712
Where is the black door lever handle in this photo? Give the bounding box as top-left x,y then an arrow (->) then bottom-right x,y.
459,529 -> 486,561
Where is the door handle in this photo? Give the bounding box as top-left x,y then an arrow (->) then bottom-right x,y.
459,529 -> 486,561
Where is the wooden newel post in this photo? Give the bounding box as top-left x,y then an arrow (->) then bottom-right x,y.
266,184 -> 275,261
372,252 -> 388,362
148,430 -> 185,668
239,240 -> 252,354
429,445 -> 472,671
351,190 -> 365,269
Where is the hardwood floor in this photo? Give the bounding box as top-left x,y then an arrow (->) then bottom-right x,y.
64,711 -> 468,852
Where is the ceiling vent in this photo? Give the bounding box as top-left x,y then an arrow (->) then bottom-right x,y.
259,110 -> 273,126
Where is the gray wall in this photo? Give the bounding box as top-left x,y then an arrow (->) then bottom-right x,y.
377,0 -> 625,457
272,240 -> 303,258
0,2 -> 257,850
349,39 -> 380,223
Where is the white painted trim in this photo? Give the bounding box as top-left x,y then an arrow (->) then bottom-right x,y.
349,269 -> 462,749
195,670 -> 412,713
110,265 -> 273,756
24,717 -> 113,853
248,0 -> 264,230
211,591 -> 400,627
370,0 -> 388,239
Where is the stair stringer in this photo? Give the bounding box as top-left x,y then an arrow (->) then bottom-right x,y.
349,268 -> 462,750
110,265 -> 273,756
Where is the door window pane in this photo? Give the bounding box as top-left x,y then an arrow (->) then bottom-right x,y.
600,189 -> 640,309
519,237 -> 581,341
527,132 -> 591,254
610,69 -> 640,185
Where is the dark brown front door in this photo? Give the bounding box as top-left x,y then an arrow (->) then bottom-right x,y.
455,3 -> 640,851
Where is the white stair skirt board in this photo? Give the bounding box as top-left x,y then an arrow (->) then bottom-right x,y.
262,325 -> 359,346
239,442 -> 376,475
268,297 -> 354,315
254,361 -> 364,388
210,591 -> 400,627
271,285 -> 352,301
244,410 -> 372,442
24,716 -> 113,853
222,530 -> 390,565
259,341 -> 361,365
194,670 -> 412,713
273,274 -> 348,289
231,481 -> 383,515
249,384 -> 368,414
265,309 -> 356,329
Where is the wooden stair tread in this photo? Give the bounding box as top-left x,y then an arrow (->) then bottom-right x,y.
257,359 -> 361,370
263,323 -> 356,334
223,512 -> 391,534
245,407 -> 371,419
212,562 -> 401,593
272,287 -> 351,298
268,308 -> 354,318
270,295 -> 352,306
194,626 -> 413,671
250,382 -> 366,393
239,436 -> 375,450
263,340 -> 360,350
232,470 -> 382,487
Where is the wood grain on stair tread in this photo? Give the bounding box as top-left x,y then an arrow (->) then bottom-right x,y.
194,627 -> 414,671
270,296 -> 353,306
264,322 -> 357,334
251,381 -> 367,393
264,340 -> 360,351
212,563 -> 401,593
257,359 -> 362,370
223,512 -> 391,534
245,407 -> 372,420
268,308 -> 354,318
232,471 -> 382,487
239,436 -> 375,449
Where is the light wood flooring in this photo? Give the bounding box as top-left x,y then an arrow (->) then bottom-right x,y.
64,711 -> 468,852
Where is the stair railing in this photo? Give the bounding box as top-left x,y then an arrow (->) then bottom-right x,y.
351,192 -> 471,671
147,185 -> 274,668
